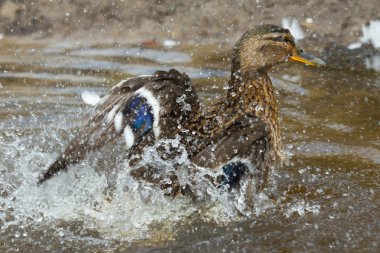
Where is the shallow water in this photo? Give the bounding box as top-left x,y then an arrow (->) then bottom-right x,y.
0,38 -> 379,252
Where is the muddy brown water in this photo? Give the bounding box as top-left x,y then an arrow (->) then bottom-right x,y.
0,38 -> 379,252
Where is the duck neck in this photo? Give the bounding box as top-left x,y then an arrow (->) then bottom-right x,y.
227,69 -> 278,119
227,69 -> 283,161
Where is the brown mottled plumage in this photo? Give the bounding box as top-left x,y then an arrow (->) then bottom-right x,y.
180,25 -> 324,191
39,69 -> 199,184
38,25 -> 324,199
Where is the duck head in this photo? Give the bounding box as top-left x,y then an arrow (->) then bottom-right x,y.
231,24 -> 325,74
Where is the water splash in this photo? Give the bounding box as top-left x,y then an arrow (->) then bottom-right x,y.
0,127 -> 277,243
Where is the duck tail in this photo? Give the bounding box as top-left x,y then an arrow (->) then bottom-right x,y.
37,136 -> 90,185
37,155 -> 69,185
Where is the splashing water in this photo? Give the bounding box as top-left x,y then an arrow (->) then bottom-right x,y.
0,124 -> 277,243
0,39 -> 276,246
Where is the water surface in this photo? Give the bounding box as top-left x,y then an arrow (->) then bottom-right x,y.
0,38 -> 379,252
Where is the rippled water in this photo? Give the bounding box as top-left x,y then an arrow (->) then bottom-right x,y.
0,38 -> 379,252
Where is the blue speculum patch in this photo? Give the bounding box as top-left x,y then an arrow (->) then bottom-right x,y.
124,96 -> 154,134
221,161 -> 248,188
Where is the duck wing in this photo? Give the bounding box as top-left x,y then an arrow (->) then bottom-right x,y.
38,69 -> 198,184
190,115 -> 269,170
187,112 -> 272,194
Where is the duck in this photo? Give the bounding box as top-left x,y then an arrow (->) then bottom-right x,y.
38,25 -> 324,200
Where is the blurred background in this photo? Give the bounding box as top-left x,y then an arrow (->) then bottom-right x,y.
0,0 -> 379,48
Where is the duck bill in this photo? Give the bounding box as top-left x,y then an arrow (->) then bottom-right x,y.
289,51 -> 325,66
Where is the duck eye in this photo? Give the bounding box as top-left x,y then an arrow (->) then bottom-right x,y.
274,36 -> 292,43
272,36 -> 295,46
274,36 -> 284,42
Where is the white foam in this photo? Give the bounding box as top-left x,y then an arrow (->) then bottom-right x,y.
163,39 -> 179,49
284,200 -> 321,218
123,125 -> 135,149
81,91 -> 101,106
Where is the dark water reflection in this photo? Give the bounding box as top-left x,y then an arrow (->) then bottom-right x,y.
0,38 -> 379,252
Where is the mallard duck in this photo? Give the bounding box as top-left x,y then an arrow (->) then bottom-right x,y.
38,69 -> 199,184
38,25 -> 324,199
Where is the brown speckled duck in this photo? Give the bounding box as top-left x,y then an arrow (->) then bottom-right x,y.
38,25 -> 324,199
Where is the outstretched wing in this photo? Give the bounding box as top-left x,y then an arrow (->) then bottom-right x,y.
38,69 -> 198,184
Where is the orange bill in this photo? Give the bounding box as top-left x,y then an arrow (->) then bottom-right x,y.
290,51 -> 325,66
